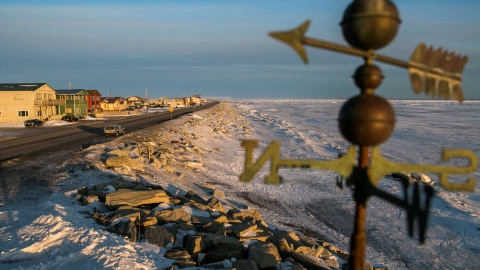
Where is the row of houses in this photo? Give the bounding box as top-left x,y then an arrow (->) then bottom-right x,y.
0,83 -> 205,123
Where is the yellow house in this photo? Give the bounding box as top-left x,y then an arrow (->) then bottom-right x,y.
0,83 -> 64,123
101,97 -> 127,111
162,98 -> 187,107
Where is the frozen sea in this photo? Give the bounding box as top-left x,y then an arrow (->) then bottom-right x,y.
231,99 -> 480,269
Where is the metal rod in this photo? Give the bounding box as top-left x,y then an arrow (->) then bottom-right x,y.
348,146 -> 370,270
302,37 -> 462,81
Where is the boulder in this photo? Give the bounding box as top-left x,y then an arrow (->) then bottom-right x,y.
204,243 -> 245,264
185,190 -> 207,204
289,251 -> 330,270
212,189 -> 225,199
232,259 -> 260,270
105,156 -> 143,170
199,233 -> 244,250
81,195 -> 99,205
107,149 -> 129,157
248,242 -> 281,269
231,210 -> 262,224
105,189 -> 170,210
206,197 -> 225,214
164,247 -> 191,260
154,208 -> 191,224
145,226 -> 175,247
184,235 -> 206,261
200,222 -> 226,235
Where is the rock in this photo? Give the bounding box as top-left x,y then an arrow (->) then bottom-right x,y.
164,166 -> 174,173
107,149 -> 129,157
323,256 -> 340,268
248,242 -> 281,269
206,197 -> 225,214
227,223 -> 257,237
277,238 -> 292,259
199,233 -> 245,250
105,189 -> 170,210
183,161 -> 203,169
185,190 -> 207,204
145,226 -> 175,247
200,222 -> 226,235
232,210 -> 262,224
286,232 -> 300,242
81,195 -> 99,205
289,251 -> 330,270
184,235 -> 206,261
154,208 -> 191,224
204,243 -> 245,264
212,189 -> 225,199
105,156 -> 143,170
164,247 -> 191,260
172,260 -> 197,269
142,216 -> 158,227
232,259 -> 259,270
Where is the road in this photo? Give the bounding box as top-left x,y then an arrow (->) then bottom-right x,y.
0,102 -> 218,162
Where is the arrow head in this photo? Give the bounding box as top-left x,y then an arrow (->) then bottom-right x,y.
269,20 -> 310,64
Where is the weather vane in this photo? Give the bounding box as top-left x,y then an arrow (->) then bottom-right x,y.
239,0 -> 477,269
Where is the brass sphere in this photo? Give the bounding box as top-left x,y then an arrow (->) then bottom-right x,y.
353,63 -> 384,91
338,94 -> 395,146
341,0 -> 401,50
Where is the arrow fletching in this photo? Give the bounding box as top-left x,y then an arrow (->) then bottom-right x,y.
409,43 -> 468,102
269,20 -> 310,64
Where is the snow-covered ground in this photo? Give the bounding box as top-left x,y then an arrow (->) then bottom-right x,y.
0,100 -> 479,269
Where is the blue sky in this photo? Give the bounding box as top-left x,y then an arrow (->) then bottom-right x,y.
1,0 -> 479,100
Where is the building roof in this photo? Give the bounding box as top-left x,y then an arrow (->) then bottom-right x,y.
0,83 -> 52,91
101,97 -> 120,103
55,89 -> 88,95
85,90 -> 102,96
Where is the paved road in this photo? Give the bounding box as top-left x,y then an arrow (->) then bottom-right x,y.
0,102 -> 218,162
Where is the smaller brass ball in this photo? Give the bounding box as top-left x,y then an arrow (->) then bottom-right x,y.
338,94 -> 395,146
353,64 -> 384,91
341,0 -> 401,50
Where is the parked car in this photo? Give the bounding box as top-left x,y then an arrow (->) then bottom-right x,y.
24,119 -> 44,128
104,125 -> 126,137
61,115 -> 79,122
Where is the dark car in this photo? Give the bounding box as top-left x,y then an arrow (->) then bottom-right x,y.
24,119 -> 44,127
61,115 -> 79,122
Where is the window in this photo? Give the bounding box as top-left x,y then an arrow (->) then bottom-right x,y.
14,94 -> 24,100
48,94 -> 52,100
18,111 -> 29,117
37,110 -> 42,117
36,93 -> 42,100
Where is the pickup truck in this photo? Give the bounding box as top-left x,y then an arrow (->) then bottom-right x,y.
104,125 -> 126,137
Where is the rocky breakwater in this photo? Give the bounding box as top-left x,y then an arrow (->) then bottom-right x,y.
75,179 -> 383,270
69,103 -> 385,269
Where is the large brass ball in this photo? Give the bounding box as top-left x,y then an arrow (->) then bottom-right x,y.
341,0 -> 401,50
338,94 -> 395,146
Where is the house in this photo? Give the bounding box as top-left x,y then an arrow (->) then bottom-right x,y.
0,83 -> 65,123
85,90 -> 102,113
101,97 -> 127,111
126,96 -> 144,108
162,98 -> 187,107
190,95 -> 201,105
55,89 -> 89,117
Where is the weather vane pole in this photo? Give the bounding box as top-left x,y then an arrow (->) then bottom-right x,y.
239,0 -> 477,269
